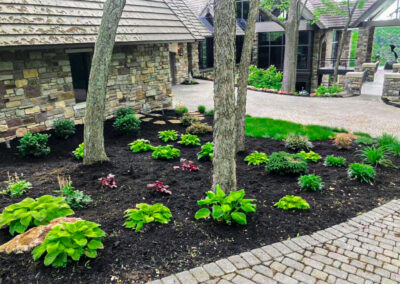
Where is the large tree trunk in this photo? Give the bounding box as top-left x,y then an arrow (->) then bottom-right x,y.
235,0 -> 260,152
83,0 -> 126,165
281,0 -> 299,93
212,0 -> 237,192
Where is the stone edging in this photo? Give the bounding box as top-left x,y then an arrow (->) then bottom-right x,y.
148,199 -> 400,284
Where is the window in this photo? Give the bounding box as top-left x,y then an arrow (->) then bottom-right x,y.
236,36 -> 244,64
236,0 -> 249,20
68,52 -> 91,103
332,30 -> 342,60
198,38 -> 214,69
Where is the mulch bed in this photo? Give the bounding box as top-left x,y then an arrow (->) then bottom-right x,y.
0,111 -> 399,283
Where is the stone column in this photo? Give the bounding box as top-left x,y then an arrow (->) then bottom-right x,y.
251,33 -> 258,66
311,30 -> 324,92
355,26 -> 375,70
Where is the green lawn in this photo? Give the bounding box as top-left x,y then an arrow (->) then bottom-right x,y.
245,116 -> 350,141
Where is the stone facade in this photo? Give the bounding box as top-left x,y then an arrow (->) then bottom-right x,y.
0,43 -> 172,142
393,63 -> 400,73
344,71 -> 366,96
362,61 -> 379,82
311,30 -> 324,91
251,34 -> 258,66
355,27 -> 375,71
382,73 -> 400,98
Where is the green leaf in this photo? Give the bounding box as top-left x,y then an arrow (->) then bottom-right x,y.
87,239 -> 104,250
215,185 -> 226,199
231,212 -> 247,225
44,251 -> 59,266
194,208 -> 211,219
212,205 -> 224,219
221,204 -> 231,213
73,237 -> 87,247
32,244 -> 46,261
241,203 -> 256,213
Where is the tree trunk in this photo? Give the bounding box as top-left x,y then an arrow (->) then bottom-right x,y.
281,0 -> 299,93
83,0 -> 126,165
212,0 -> 237,192
235,0 -> 260,152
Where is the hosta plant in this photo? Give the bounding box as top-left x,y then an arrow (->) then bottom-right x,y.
98,174 -> 117,189
324,155 -> 346,167
197,142 -> 214,161
72,143 -> 84,160
296,151 -> 321,163
178,134 -> 201,146
54,120 -> 76,139
359,146 -> 396,168
244,151 -> 269,166
158,130 -> 178,142
32,220 -> 106,267
124,203 -> 172,232
18,133 -> 51,157
0,195 -> 74,235
1,172 -> 32,198
284,134 -> 313,151
173,158 -> 199,172
348,163 -> 376,184
298,174 -> 324,191
152,145 -> 180,160
147,181 -> 172,195
274,195 -> 310,210
266,152 -> 308,175
195,185 -> 257,225
129,139 -> 154,153
55,176 -> 92,210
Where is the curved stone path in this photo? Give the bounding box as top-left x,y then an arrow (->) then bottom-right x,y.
148,199 -> 400,284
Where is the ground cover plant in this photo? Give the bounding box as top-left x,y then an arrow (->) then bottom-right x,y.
1,172 -> 32,198
32,220 -> 105,267
158,130 -> 178,142
197,142 -> 214,160
18,133 -> 51,157
359,146 -> 396,168
274,195 -> 310,210
195,186 -> 256,225
152,145 -> 180,160
354,136 -> 376,146
174,104 -> 188,116
296,151 -> 321,163
285,134 -> 313,151
72,143 -> 84,160
178,134 -> 201,146
315,84 -> 343,96
173,158 -> 199,172
54,120 -> 76,139
298,174 -> 323,191
334,133 -> 354,149
324,155 -> 346,167
147,181 -> 172,195
348,163 -> 376,184
98,174 -> 117,189
129,139 -> 154,153
1,110 -> 399,283
186,122 -> 212,135
180,113 -> 198,126
197,105 -> 206,114
124,203 -> 172,232
244,151 -> 268,165
55,176 -> 92,210
266,152 -> 308,175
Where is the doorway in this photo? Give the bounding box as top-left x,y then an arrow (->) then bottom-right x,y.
169,52 -> 177,85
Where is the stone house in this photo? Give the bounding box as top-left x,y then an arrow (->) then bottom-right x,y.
0,0 -> 209,142
185,0 -> 394,91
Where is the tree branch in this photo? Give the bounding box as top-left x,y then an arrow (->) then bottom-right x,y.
299,0 -> 309,21
259,7 -> 288,29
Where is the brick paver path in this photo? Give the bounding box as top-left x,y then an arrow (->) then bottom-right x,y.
148,200 -> 400,284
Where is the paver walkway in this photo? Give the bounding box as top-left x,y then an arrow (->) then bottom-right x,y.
148,199 -> 400,284
172,80 -> 400,138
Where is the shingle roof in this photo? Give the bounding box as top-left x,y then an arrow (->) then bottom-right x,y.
0,0 -> 207,47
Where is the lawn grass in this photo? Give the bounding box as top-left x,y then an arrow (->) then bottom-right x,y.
245,116 -> 349,141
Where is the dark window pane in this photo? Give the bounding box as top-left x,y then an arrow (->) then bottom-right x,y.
297,46 -> 309,69
269,32 -> 284,45
236,1 -> 241,18
236,36 -> 244,64
206,37 -> 214,68
298,31 -> 309,45
243,1 -> 249,19
258,46 -> 270,68
270,46 -> 283,69
69,52 -> 91,103
258,33 -> 268,45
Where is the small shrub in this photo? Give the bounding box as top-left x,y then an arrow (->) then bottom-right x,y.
116,107 -> 135,118
98,174 -> 117,189
195,185 -> 256,225
129,139 -> 154,153
186,122 -> 212,135
179,134 -> 201,146
1,172 -> 32,198
324,155 -> 346,167
244,151 -> 269,165
248,65 -> 282,90
18,133 -> 51,157
32,220 -> 105,267
333,133 -> 354,149
377,133 -> 398,147
284,134 -> 313,151
180,113 -> 198,126
152,145 -> 180,160
147,181 -> 171,195
197,142 -> 214,161
298,174 -> 323,191
124,203 -> 172,232
54,120 -> 75,139
173,158 -> 199,172
354,136 -> 376,146
266,152 -> 308,175
348,163 -> 376,184
274,195 -> 310,210
0,195 -> 74,235
205,109 -> 214,116
175,104 -> 189,116
113,114 -> 141,134
55,176 -> 92,209
359,146 -> 396,168
73,143 -> 84,160
158,130 -> 178,142
315,84 -> 343,96
296,151 -> 321,163
390,141 -> 400,157
197,105 -> 206,114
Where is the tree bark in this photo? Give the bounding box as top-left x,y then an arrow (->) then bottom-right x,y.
235,0 -> 260,152
83,0 -> 126,165
212,0 -> 237,192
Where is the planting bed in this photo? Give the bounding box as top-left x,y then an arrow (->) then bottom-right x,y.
0,111 -> 399,283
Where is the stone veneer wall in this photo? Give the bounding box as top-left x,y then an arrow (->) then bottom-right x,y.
362,62 -> 379,82
311,30 -> 324,91
251,34 -> 258,66
344,71 -> 365,96
175,43 -> 189,84
382,73 -> 400,97
0,43 -> 172,142
355,27 -> 375,71
393,63 -> 400,73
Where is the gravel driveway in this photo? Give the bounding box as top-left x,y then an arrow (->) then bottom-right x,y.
172,79 -> 400,138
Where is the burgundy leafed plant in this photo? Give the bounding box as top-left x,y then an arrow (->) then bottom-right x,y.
173,158 -> 199,172
147,181 -> 171,195
98,173 -> 117,189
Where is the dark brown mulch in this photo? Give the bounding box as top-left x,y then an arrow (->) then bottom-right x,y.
0,111 -> 399,283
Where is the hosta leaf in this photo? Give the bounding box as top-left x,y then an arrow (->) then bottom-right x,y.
241,203 -> 256,213
212,205 -> 224,219
32,245 -> 46,260
52,253 -> 68,267
87,239 -> 104,250
194,208 -> 210,219
73,237 -> 87,247
231,212 -> 247,225
44,251 -> 60,266
135,222 -> 144,232
221,204 -> 231,213
46,241 -> 60,254
215,185 -> 226,199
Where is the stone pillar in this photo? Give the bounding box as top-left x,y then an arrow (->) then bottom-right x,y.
192,42 -> 200,77
251,33 -> 258,66
311,30 -> 324,92
382,73 -> 400,97
362,62 -> 379,82
355,27 -> 375,71
344,72 -> 365,96
393,63 -> 400,73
